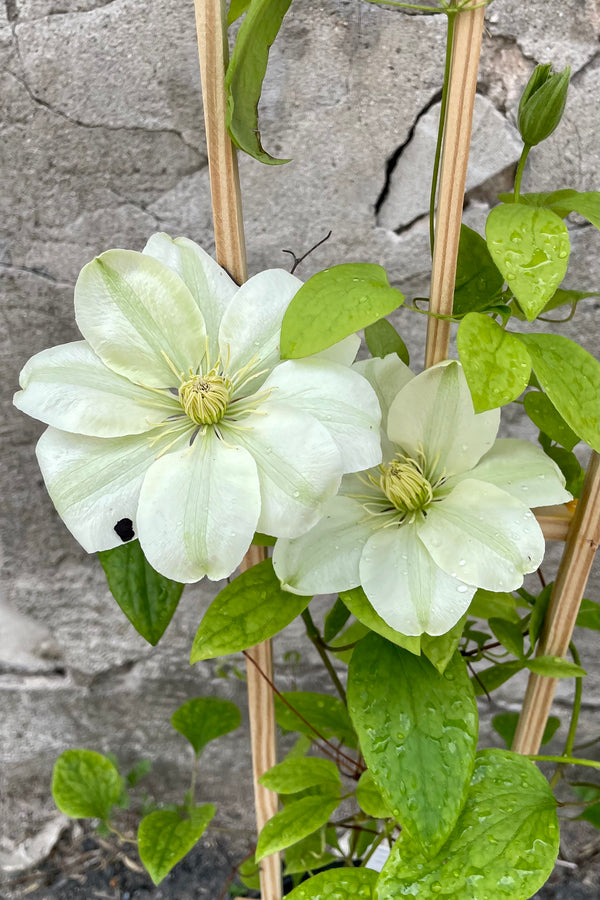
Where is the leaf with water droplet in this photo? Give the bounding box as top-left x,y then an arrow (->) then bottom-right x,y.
453,225 -> 504,316
348,635 -> 478,858
376,749 -> 559,900
524,391 -> 579,450
190,559 -> 311,662
255,788 -> 341,862
498,189 -> 600,231
284,868 -> 378,899
486,205 -> 569,321
280,264 -> 404,358
516,333 -> 600,452
457,313 -> 531,411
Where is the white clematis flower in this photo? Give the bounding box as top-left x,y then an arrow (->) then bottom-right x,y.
274,357 -> 572,636
14,233 -> 382,583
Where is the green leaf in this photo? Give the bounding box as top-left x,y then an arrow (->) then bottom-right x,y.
284,829 -> 336,875
516,333 -> 600,451
524,391 -> 579,450
284,868 -> 378,899
469,589 -> 520,623
472,659 -> 525,695
486,204 -> 570,321
453,224 -> 504,316
238,854 -> 261,889
253,531 -> 276,546
542,444 -> 585,497
526,655 -> 587,678
499,190 -> 600,230
528,583 -> 553,648
98,541 -> 183,646
421,613 -> 467,674
280,264 -> 404,359
225,0 -> 292,165
190,559 -> 311,662
457,313 -> 531,411
376,749 -> 559,900
339,587 -> 421,656
356,770 -> 392,819
138,805 -> 215,885
576,598 -> 600,631
275,692 -> 357,748
572,784 -> 600,829
364,318 -> 410,365
348,636 -> 478,857
52,750 -> 123,821
259,757 -> 340,794
255,790 -> 340,861
171,697 -> 241,756
492,712 -> 560,750
227,0 -> 252,25
488,618 -> 524,658
126,759 -> 152,788
323,597 -> 351,644
511,286 -> 599,320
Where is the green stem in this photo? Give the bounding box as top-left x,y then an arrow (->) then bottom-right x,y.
550,643 -> 584,788
529,755 -> 599,770
513,144 -> 531,201
106,823 -> 137,845
361,822 -> 395,866
429,7 -> 456,256
301,609 -> 348,705
189,753 -> 200,805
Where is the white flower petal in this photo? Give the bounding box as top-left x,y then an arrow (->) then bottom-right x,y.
143,233 -> 237,360
387,361 -> 500,479
273,496 -> 373,595
420,478 -> 546,592
359,523 -> 474,636
75,249 -> 207,388
262,359 -> 382,473
14,341 -> 179,437
136,429 -> 260,583
311,334 -> 361,366
222,403 -> 342,538
452,438 -> 572,507
219,269 -> 302,384
353,354 -> 414,428
35,424 -> 190,553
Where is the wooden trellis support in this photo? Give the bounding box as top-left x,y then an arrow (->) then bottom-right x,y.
193,1 -> 281,898
193,1 -> 597,898
425,0 -> 599,763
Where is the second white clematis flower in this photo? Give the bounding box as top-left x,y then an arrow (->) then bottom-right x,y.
274,357 -> 571,636
14,233 -> 382,582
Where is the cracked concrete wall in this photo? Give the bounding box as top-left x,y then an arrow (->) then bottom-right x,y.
1,0 -> 599,884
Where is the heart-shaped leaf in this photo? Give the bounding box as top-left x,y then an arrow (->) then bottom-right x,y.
280,264 -> 404,358
52,750 -> 123,821
376,749 -> 559,900
171,697 -> 241,756
486,204 -> 570,320
138,805 -> 215,885
284,868 -> 378,898
348,636 -> 478,857
457,312 -> 531,410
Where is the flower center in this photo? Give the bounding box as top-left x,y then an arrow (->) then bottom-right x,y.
178,370 -> 232,425
380,455 -> 433,513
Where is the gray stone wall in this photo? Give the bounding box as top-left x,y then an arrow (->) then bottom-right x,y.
1,0 -> 599,892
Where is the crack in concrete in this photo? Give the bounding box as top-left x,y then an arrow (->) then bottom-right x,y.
374,87 -> 443,218
6,23 -> 206,159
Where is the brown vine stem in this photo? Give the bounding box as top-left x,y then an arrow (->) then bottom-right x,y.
512,453 -> 600,755
192,2 -> 280,897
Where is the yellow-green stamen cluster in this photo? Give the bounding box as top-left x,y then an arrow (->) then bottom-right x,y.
179,369 -> 232,425
380,454 -> 433,513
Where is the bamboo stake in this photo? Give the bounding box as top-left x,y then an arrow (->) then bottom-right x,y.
425,0 -> 486,368
193,2 -> 280,897
512,453 -> 600,756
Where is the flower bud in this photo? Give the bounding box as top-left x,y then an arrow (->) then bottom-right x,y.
517,64 -> 571,146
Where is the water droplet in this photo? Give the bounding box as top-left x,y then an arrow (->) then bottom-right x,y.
292,490 -> 300,498
457,585 -> 469,594
458,559 -> 466,566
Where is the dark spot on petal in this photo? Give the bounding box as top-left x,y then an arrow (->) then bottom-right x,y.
114,518 -> 135,542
